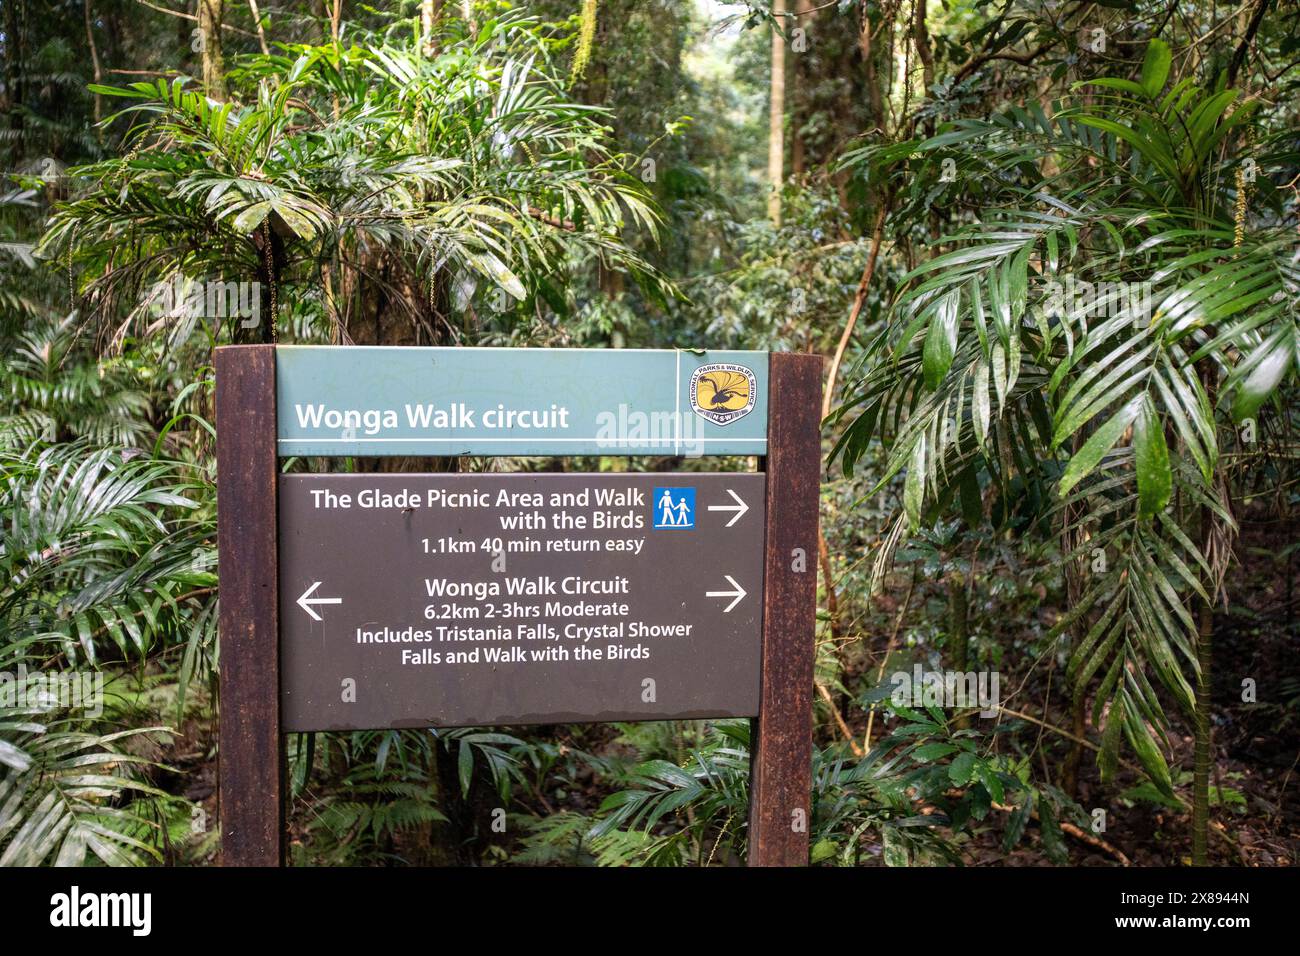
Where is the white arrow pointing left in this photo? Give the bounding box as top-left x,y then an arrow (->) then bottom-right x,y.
705,575 -> 747,613
297,581 -> 342,621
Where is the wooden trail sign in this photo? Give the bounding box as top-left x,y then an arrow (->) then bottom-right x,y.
216,345 -> 820,867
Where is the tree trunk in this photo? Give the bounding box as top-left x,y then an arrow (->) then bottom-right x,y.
857,4 -> 884,135
83,0 -> 103,125
311,0 -> 328,43
1190,355 -> 1222,864
249,223 -> 282,344
790,0 -> 814,178
948,569 -> 970,730
4,0 -> 25,147
767,0 -> 786,226
1060,439 -> 1088,798
421,0 -> 442,57
197,0 -> 225,100
1192,594 -> 1212,864
913,0 -> 934,122
1062,694 -> 1087,797
247,0 -> 269,55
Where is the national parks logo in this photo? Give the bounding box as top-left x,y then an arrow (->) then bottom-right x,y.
689,363 -> 757,426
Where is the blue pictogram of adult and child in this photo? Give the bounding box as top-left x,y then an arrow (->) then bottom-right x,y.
653,487 -> 695,529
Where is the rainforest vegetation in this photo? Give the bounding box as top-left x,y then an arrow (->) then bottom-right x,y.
0,0 -> 1297,867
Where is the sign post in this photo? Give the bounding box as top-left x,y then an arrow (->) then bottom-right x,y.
216,346 -> 819,867
214,345 -> 284,867
749,352 -> 821,866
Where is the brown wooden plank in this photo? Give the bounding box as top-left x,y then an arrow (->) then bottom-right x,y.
215,344 -> 284,866
748,351 -> 822,866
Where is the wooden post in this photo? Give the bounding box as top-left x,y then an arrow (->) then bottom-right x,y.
215,344 -> 284,866
748,351 -> 822,866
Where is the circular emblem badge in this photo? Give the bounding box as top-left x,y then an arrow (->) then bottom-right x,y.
689,363 -> 757,426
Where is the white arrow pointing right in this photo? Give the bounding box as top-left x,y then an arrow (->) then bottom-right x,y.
705,575 -> 747,613
706,488 -> 750,527
297,581 -> 342,621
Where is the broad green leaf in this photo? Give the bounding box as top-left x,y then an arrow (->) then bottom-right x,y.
992,342 -> 1008,407
948,751 -> 977,786
972,361 -> 990,446
1133,397 -> 1171,518
231,201 -> 272,234
904,435 -> 926,529
1139,39 -> 1172,98
1084,77 -> 1147,97
1058,396 -> 1143,496
1152,366 -> 1211,481
913,743 -> 958,762
1124,706 -> 1174,797
810,838 -> 838,863
1075,115 -> 1179,183
1231,329 -> 1293,422
979,764 -> 1005,804
470,253 -> 527,301
1099,695 -> 1125,783
922,290 -> 960,389
271,201 -> 317,241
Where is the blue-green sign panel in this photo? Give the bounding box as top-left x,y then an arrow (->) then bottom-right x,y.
276,346 -> 769,457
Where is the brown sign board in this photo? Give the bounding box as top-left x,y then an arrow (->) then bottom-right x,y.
217,345 -> 819,867
278,473 -> 765,730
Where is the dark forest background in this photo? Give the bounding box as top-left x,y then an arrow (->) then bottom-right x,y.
1,0 -> 1297,866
